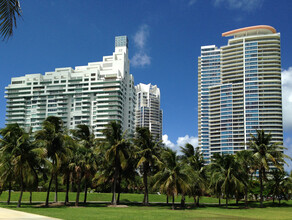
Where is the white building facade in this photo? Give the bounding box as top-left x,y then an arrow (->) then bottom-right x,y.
198,25 -> 283,161
135,83 -> 163,140
5,36 -> 136,137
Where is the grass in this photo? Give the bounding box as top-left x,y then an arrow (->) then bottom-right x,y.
1,192 -> 292,219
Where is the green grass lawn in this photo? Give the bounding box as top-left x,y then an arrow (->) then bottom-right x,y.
1,192 -> 292,220
0,191 -> 226,204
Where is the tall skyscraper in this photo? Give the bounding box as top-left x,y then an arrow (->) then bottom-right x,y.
5,36 -> 136,137
135,83 -> 163,140
198,25 -> 283,161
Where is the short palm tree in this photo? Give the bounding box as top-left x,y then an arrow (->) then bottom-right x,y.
134,127 -> 162,205
153,148 -> 190,210
235,150 -> 255,207
210,153 -> 243,208
0,0 -> 22,40
248,129 -> 290,208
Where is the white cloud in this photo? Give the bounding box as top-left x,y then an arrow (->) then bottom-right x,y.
282,67 -> 292,131
131,52 -> 151,67
284,137 -> 292,173
131,24 -> 151,67
133,25 -> 149,49
213,0 -> 264,11
188,0 -> 197,6
162,134 -> 198,153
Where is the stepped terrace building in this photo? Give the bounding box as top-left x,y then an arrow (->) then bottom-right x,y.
135,83 -> 163,140
198,25 -> 283,162
5,36 -> 136,137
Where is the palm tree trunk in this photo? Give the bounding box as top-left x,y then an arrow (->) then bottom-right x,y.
244,185 -> 248,208
29,191 -> 32,204
84,181 -> 88,205
226,196 -> 228,209
181,194 -> 185,208
194,196 -> 197,206
75,175 -> 81,207
172,194 -> 175,210
219,196 -> 221,206
166,195 -> 169,205
65,172 -> 70,204
273,195 -> 275,204
117,175 -> 121,204
7,181 -> 11,205
17,171 -> 24,208
112,166 -> 119,205
54,174 -> 58,203
45,173 -> 54,207
259,168 -> 263,208
196,196 -> 200,207
143,167 -> 149,205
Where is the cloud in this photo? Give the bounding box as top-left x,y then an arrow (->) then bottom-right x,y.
213,0 -> 264,11
131,25 -> 151,67
284,137 -> 292,173
282,67 -> 292,131
162,134 -> 198,153
188,0 -> 197,6
131,52 -> 151,67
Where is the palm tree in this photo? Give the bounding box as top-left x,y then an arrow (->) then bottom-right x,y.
209,153 -> 243,208
0,124 -> 41,207
71,124 -> 97,204
153,148 -> 190,210
180,144 -> 206,207
35,116 -> 68,206
0,0 -> 22,40
103,121 -> 130,205
248,129 -> 290,208
235,150 -> 255,208
134,127 -> 161,205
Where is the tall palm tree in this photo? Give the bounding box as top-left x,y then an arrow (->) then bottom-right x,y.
134,127 -> 162,205
153,148 -> 190,210
0,124 -> 41,208
103,121 -> 130,205
71,124 -> 97,204
209,153 -> 243,208
0,0 -> 22,40
35,116 -> 68,206
248,129 -> 290,208
235,150 -> 255,208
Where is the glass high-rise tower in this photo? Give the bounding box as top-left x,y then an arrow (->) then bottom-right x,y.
198,25 -> 283,161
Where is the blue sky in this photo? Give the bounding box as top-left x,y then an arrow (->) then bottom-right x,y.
1,0 -> 292,170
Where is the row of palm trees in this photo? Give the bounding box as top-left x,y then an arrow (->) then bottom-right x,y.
0,116 -> 291,209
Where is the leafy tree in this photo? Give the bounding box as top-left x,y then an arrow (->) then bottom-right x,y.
134,127 -> 161,205
248,130 -> 290,208
103,121 -> 130,205
0,0 -> 22,40
153,148 -> 190,210
35,116 -> 68,206
209,153 -> 243,208
235,150 -> 255,207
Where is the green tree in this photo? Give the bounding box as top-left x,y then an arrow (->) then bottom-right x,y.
235,150 -> 255,208
35,116 -> 68,206
210,153 -> 243,208
180,144 -> 206,207
153,148 -> 190,210
248,130 -> 290,208
134,127 -> 161,205
71,124 -> 97,204
0,124 -> 41,207
103,121 -> 130,205
0,0 -> 22,40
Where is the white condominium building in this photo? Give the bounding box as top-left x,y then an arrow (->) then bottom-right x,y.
198,25 -> 283,161
135,83 -> 163,140
5,36 -> 136,137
